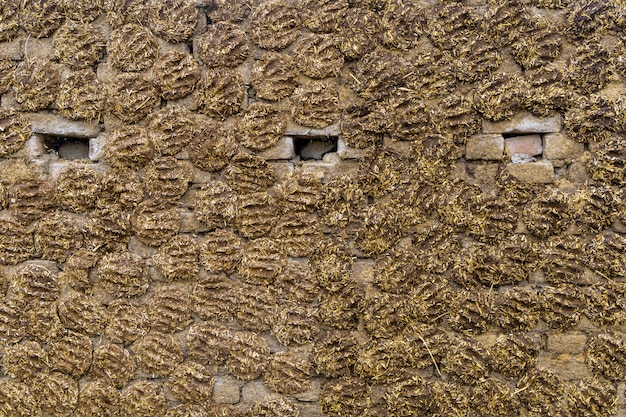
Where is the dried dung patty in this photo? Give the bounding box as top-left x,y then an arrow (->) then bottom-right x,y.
166,404 -> 210,417
470,378 -> 520,417
144,156 -> 193,204
249,0 -> 301,51
147,0 -> 197,43
491,333 -> 540,378
97,251 -> 150,298
349,48 -> 408,102
380,0 -> 426,51
0,57 -> 15,95
453,35 -> 502,83
447,288 -> 495,336
188,120 -> 237,172
105,299 -> 149,344
320,376 -> 372,417
310,237 -> 353,293
147,105 -> 197,156
292,81 -> 340,129
61,0 -> 103,22
11,263 -> 59,306
511,15 -> 562,70
187,321 -> 233,366
153,234 -> 199,281
194,67 -> 244,119
566,378 -> 618,417
585,331 -> 626,381
517,367 -> 564,416
426,1 -> 477,51
57,291 -> 107,335
104,0 -> 147,28
273,260 -> 318,303
539,284 -> 585,329
301,0 -> 347,33
339,102 -> 387,149
443,338 -> 491,385
73,381 -> 120,417
85,209 -> 132,252
48,331 -> 93,378
57,69 -> 105,121
107,73 -> 159,123
227,330 -> 270,380
523,188 -> 571,237
271,211 -> 322,257
34,211 -> 83,262
120,380 -> 168,417
153,51 -> 201,100
191,274 -> 236,321
565,94 -> 618,143
13,59 -> 61,111
566,42 -> 612,94
584,281 -> 626,326
0,109 -> 31,157
535,235 -> 587,284
235,103 -> 287,151
585,231 -> 626,280
318,281 -> 363,330
0,2 -> 19,42
313,330 -> 358,378
108,23 -> 158,72
32,372 -> 79,417
264,350 -> 311,394
293,33 -> 344,79
166,361 -> 215,403
103,125 -> 154,170
197,21 -> 249,68
91,343 -> 136,388
564,0 -> 618,39
225,153 -> 276,194
275,170 -> 322,213
19,0 -> 64,38
525,65 -> 572,116
207,0 -> 257,23
3,340 -> 49,380
589,134 -> 626,185
132,331 -> 183,377
234,283 -> 276,332
194,182 -> 237,230
96,168 -> 144,211
317,174 -> 366,227
474,73 -> 527,122
251,51 -> 298,102
55,163 -> 101,212
272,301 -> 319,345
0,298 -> 27,344
131,200 -> 180,247
337,8 -> 379,60
200,228 -> 241,275
148,284 -> 193,333
239,237 -> 286,286
53,21 -> 104,70
27,302 -> 62,342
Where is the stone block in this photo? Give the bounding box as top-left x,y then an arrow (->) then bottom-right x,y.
483,112 -> 562,134
537,354 -> 593,380
506,160 -> 554,184
337,138 -> 364,160
157,38 -> 189,54
178,209 -> 209,233
295,379 -> 321,402
0,37 -> 24,60
547,332 -> 588,354
351,260 -> 375,285
504,134 -> 542,157
269,162 -> 294,179
29,113 -> 100,138
285,123 -> 341,137
24,37 -> 54,60
213,376 -> 242,404
258,137 -> 295,160
241,381 -> 270,404
89,136 -> 106,161
27,134 -> 46,158
472,163 -> 500,185
544,132 -> 585,160
465,134 -> 504,160
1,91 -> 22,110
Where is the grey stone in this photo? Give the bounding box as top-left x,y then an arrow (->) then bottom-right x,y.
89,136 -> 106,161
483,112 -> 562,134
506,160 -> 554,184
258,136 -> 295,160
285,123 -> 341,137
29,113 -> 100,138
544,132 -> 585,160
213,376 -> 242,404
336,138 -> 363,160
241,381 -> 270,404
58,140 -> 89,160
27,134 -> 46,158
465,134 -> 504,160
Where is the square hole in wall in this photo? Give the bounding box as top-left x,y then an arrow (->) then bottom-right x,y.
293,136 -> 338,161
41,135 -> 90,160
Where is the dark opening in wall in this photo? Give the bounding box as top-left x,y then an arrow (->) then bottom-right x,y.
42,136 -> 90,160
294,136 -> 338,160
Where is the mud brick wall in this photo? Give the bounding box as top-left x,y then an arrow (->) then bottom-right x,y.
1,0 -> 626,416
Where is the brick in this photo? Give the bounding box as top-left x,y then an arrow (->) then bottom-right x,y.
29,113 -> 100,138
483,112 -> 562,134
213,376 -> 242,404
544,133 -> 585,160
258,136 -> 294,160
465,134 -> 504,160
506,160 -> 554,184
504,134 -> 542,157
241,381 -> 270,404
547,332 -> 588,354
336,138 -> 364,160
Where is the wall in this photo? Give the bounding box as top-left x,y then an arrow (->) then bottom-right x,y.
0,0 -> 626,416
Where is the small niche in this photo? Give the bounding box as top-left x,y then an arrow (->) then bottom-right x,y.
294,136 -> 338,161
42,136 -> 90,160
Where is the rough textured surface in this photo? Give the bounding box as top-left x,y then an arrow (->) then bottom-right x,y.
1,2 -> 625,417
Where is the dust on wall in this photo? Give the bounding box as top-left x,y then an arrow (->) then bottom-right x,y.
1,0 -> 626,416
